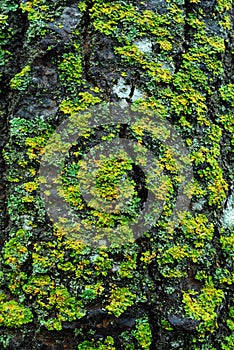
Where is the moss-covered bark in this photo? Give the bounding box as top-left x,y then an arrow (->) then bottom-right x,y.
0,0 -> 233,349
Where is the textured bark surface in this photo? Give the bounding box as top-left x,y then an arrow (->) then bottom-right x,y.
0,0 -> 233,349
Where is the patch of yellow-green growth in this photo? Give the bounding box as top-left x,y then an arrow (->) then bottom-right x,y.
180,213 -> 214,247
0,13 -> 8,24
80,282 -> 104,301
132,97 -> 168,117
60,236 -> 86,255
23,274 -> 53,297
106,286 -> 136,317
115,45 -> 172,83
216,268 -> 234,285
10,65 -> 31,90
207,171 -> 228,207
24,180 -> 39,192
59,165 -> 84,210
95,155 -> 133,202
3,237 -> 29,269
0,300 -> 33,328
159,244 -> 189,264
58,150 -> 140,246
89,1 -> 182,44
167,3 -> 185,25
219,113 -> 234,134
219,15 -> 232,30
25,135 -> 50,161
183,278 -> 224,333
93,250 -> 113,277
90,2 -> 136,36
78,336 -> 116,350
39,286 -> 85,330
220,232 -> 234,256
221,335 -> 234,350
59,92 -> 101,114
58,44 -> 83,90
7,270 -> 28,294
186,15 -> 206,31
171,89 -> 207,117
161,318 -> 174,331
132,318 -> 152,350
32,240 -> 69,274
191,134 -> 228,207
140,251 -> 156,269
216,0 -> 233,12
160,148 -> 179,173
118,253 -> 137,277
219,84 -> 234,107
182,41 -> 224,76
78,1 -> 87,13
20,0 -> 50,21
207,36 -> 226,53
161,268 -> 187,279
227,305 -> 234,331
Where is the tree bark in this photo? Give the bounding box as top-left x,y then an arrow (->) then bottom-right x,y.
0,0 -> 233,349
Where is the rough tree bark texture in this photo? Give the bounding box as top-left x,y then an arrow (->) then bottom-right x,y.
0,0 -> 233,349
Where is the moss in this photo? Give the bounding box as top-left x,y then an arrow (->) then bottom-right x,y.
58,43 -> 84,92
9,65 -> 31,90
3,238 -> 28,268
59,92 -> 102,115
183,278 -> 224,333
0,300 -> 33,328
42,287 -> 85,330
78,336 -> 116,350
1,0 -> 233,348
106,286 -> 136,317
133,318 -> 152,350
219,84 -> 234,107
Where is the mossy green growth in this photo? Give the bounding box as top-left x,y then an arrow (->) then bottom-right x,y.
118,253 -> 137,277
179,212 -> 214,248
106,286 -> 136,317
132,318 -> 152,350
219,84 -> 234,107
39,286 -> 86,331
59,92 -> 101,114
78,336 -> 116,350
226,305 -> 234,331
114,45 -> 172,83
1,0 -> 233,347
3,237 -> 29,269
20,0 -> 51,21
221,301 -> 234,349
0,300 -> 33,328
183,278 -> 224,333
0,0 -> 19,90
220,232 -> 234,256
216,0 -> 233,12
58,43 -> 83,92
58,150 -> 141,246
9,65 -> 31,90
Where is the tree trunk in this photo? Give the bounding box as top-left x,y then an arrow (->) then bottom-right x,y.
0,0 -> 233,349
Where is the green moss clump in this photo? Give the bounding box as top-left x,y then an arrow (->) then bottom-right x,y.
0,300 -> 33,328
106,287 -> 136,317
183,278 -> 224,333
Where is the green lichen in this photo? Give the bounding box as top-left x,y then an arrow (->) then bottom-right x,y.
0,300 -> 33,328
183,278 -> 224,333
9,65 -> 31,90
1,0 -> 233,348
133,318 -> 152,350
106,287 -> 136,317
